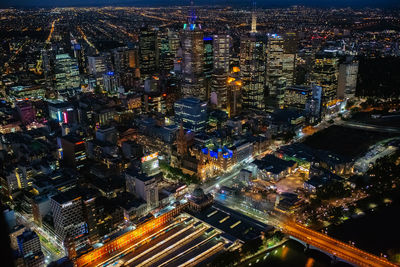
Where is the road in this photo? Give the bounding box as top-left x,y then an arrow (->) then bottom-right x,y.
15,212 -> 65,263
338,120 -> 400,134
201,159 -> 251,194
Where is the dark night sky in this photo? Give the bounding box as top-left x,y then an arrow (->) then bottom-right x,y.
1,0 -> 399,8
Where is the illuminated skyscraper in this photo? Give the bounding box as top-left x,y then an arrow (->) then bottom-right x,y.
174,97 -> 207,132
213,34 -> 231,73
139,27 -> 158,77
211,69 -> 228,109
50,190 -> 87,243
239,34 -> 266,111
54,54 -> 80,92
265,34 -> 285,109
158,31 -> 174,73
181,5 -> 205,100
338,56 -> 358,99
311,52 -> 339,107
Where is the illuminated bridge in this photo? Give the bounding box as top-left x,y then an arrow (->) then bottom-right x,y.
279,220 -> 398,267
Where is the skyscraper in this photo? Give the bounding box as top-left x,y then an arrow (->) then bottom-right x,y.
139,27 -> 158,77
211,69 -> 228,109
240,34 -> 266,111
265,34 -> 285,109
213,34 -> 231,73
174,97 -> 207,132
338,56 -> 358,99
60,135 -> 87,170
54,54 -> 80,93
102,71 -> 121,95
204,36 -> 214,100
181,7 -> 205,100
158,31 -> 174,73
50,190 -> 87,244
311,52 -> 339,108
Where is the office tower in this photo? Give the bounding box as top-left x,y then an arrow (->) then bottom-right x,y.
158,31 -> 174,73
282,33 -> 297,86
88,56 -> 106,77
213,34 -> 231,73
311,52 -> 339,107
54,54 -> 80,92
283,32 -> 298,54
227,79 -> 242,117
211,69 -> 228,109
143,93 -> 167,114
102,71 -> 121,95
204,36 -> 214,99
181,10 -> 205,100
82,193 -> 99,243
239,34 -> 266,111
139,27 -> 158,77
265,34 -> 287,109
174,97 -> 207,132
50,190 -> 87,243
72,43 -> 86,73
60,135 -> 87,170
113,47 -> 139,73
134,172 -> 159,210
17,230 -> 44,267
338,56 -> 358,99
168,29 -> 180,57
32,195 -> 50,227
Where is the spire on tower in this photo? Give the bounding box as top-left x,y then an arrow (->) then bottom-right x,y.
251,0 -> 257,34
189,0 -> 196,25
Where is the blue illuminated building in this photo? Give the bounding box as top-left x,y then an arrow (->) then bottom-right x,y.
174,97 -> 207,132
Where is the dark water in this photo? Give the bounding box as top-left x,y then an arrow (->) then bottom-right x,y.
243,240 -> 352,267
328,201 -> 400,260
243,203 -> 400,267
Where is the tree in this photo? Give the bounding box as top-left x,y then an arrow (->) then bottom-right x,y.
241,237 -> 263,256
209,250 -> 240,266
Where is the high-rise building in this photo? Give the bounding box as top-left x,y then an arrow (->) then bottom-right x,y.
158,31 -> 174,73
265,34 -> 285,109
88,56 -> 106,77
338,56 -> 358,99
168,30 -> 180,58
17,230 -> 44,267
240,34 -> 266,111
54,54 -> 80,92
102,71 -> 121,95
174,97 -> 207,132
60,135 -> 87,170
204,36 -> 214,99
211,69 -> 228,109
227,79 -> 242,117
181,12 -> 205,100
139,27 -> 158,77
50,190 -> 87,243
82,193 -> 99,243
112,47 -> 139,73
311,52 -> 339,107
213,34 -> 231,73
128,170 -> 159,210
